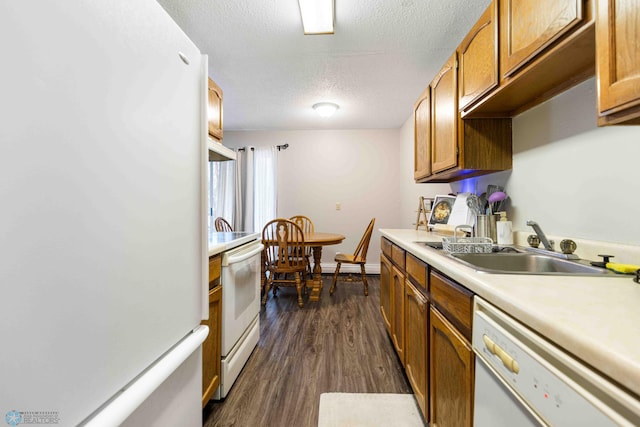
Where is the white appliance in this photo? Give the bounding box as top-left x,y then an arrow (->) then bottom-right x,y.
1,2 -> 210,426
473,297 -> 640,427
215,238 -> 264,399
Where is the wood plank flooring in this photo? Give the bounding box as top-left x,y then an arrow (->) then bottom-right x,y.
203,274 -> 411,427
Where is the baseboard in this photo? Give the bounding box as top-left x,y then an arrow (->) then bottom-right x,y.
320,262 -> 380,275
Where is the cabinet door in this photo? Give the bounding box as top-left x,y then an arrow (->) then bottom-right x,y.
405,280 -> 429,420
596,0 -> 640,124
380,254 -> 392,334
500,0 -> 585,79
208,78 -> 224,140
458,1 -> 499,111
202,285 -> 222,407
430,53 -> 458,174
414,87 -> 431,180
391,265 -> 406,365
429,308 -> 474,427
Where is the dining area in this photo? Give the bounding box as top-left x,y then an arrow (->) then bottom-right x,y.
215,215 -> 376,307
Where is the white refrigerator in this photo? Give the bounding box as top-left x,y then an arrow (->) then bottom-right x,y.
1,2 -> 209,426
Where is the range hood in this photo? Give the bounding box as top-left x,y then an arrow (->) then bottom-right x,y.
208,137 -> 236,162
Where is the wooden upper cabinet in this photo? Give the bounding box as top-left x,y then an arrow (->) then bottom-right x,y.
207,77 -> 223,141
500,0 -> 585,79
430,53 -> 459,174
458,1 -> 499,111
414,87 -> 432,181
596,0 -> 640,125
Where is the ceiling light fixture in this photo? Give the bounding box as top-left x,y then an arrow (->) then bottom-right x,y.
298,0 -> 335,35
313,102 -> 339,117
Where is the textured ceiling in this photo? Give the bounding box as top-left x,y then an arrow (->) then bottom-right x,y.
157,0 -> 491,130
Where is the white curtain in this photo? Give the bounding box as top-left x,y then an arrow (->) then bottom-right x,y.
252,146 -> 278,233
232,146 -> 277,233
209,160 -> 235,231
234,148 -> 253,232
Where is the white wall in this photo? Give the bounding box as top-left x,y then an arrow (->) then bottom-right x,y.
223,129 -> 404,272
417,77 -> 640,246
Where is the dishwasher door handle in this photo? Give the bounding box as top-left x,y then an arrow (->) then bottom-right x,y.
483,334 -> 520,374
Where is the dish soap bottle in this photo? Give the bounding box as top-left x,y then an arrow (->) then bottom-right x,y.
497,211 -> 513,245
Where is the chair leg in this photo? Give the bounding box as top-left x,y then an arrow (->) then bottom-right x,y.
262,276 -> 271,305
330,262 -> 341,296
295,272 -> 304,308
360,264 -> 369,296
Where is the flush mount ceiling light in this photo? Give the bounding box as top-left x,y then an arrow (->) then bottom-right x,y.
298,0 -> 334,35
313,102 -> 339,117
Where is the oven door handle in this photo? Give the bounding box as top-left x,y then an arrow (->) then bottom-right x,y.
225,243 -> 264,265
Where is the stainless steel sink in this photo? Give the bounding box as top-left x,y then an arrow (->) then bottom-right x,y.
449,252 -> 619,276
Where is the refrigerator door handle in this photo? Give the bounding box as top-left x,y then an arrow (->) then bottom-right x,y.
81,326 -> 209,427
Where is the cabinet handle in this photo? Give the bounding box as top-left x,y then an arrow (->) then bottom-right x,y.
482,334 -> 520,374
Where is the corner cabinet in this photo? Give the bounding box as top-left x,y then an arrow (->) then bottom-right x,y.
596,0 -> 640,125
202,254 -> 222,407
207,78 -> 224,141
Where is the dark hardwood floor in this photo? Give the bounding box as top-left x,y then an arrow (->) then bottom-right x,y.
203,274 -> 411,427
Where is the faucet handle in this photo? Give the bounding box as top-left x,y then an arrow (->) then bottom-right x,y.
590,254 -> 614,268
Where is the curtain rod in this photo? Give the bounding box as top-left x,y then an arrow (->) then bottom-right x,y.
237,144 -> 289,152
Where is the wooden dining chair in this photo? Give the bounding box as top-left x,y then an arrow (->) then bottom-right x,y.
289,215 -> 314,277
214,217 -> 233,232
262,218 -> 308,308
330,218 -> 375,296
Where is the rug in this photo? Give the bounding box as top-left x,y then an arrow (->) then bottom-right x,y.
317,393 -> 425,427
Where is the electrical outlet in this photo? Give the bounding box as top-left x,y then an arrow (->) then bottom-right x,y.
336,202 -> 341,211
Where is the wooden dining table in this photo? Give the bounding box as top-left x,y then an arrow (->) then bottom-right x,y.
261,231 -> 345,302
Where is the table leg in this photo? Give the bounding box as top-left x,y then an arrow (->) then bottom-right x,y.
308,245 -> 323,301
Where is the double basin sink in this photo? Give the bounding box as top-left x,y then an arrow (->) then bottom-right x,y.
418,242 -> 620,276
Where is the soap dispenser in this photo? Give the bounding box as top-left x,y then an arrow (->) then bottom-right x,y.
497,211 -> 513,245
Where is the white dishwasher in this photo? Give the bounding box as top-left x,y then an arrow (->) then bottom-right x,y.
473,297 -> 640,427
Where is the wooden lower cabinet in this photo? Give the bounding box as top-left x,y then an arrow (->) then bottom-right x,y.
202,284 -> 222,407
429,307 -> 474,427
380,254 -> 392,334
202,254 -> 222,407
596,0 -> 640,125
391,265 -> 406,365
404,280 -> 429,419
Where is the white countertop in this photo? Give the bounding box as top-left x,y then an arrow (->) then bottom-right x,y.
380,229 -> 640,399
208,231 -> 260,256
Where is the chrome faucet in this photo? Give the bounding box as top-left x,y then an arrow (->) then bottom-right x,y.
526,220 -> 554,251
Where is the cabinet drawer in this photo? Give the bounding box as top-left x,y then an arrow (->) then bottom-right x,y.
381,237 -> 392,258
430,271 -> 472,340
406,253 -> 428,292
209,255 -> 221,288
391,244 -> 406,270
